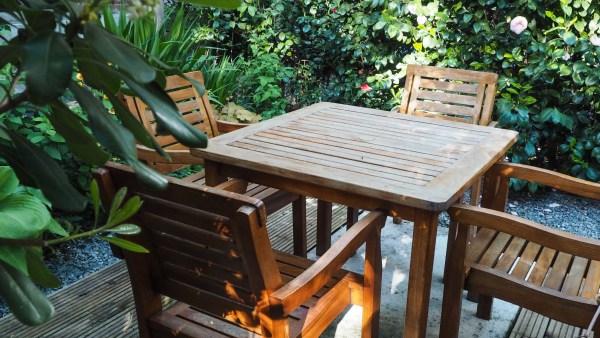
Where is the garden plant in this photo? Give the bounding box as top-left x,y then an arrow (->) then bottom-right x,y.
194,0 -> 600,189
0,0 -> 240,326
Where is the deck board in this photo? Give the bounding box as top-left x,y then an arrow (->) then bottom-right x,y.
0,198 -> 347,337
510,308 -> 594,338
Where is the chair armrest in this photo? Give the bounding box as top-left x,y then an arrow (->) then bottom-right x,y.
487,162 -> 600,200
136,145 -> 204,165
269,210 -> 387,315
448,204 -> 600,261
486,121 -> 499,128
216,120 -> 249,133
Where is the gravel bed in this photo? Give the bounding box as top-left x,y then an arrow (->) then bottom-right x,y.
0,237 -> 119,318
0,189 -> 597,320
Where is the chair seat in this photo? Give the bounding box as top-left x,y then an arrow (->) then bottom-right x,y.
466,228 -> 600,328
147,251 -> 363,338
182,170 -> 300,215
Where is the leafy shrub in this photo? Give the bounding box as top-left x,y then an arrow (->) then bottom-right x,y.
194,0 -> 600,184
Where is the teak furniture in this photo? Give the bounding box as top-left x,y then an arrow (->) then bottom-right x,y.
123,71 -> 308,256
96,162 -> 386,338
440,162 -> 600,338
191,102 -> 518,338
317,65 -> 500,255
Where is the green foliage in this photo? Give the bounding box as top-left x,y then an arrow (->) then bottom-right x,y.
237,53 -> 294,119
199,55 -> 244,106
99,5 -> 213,72
196,0 -> 600,185
0,0 -> 242,326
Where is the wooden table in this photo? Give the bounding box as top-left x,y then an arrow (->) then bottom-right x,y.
191,102 -> 518,338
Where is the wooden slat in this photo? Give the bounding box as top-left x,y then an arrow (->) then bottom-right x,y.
419,78 -> 480,94
414,99 -> 476,117
414,88 -> 478,106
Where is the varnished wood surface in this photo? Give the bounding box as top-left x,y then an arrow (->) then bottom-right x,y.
192,102 -> 517,212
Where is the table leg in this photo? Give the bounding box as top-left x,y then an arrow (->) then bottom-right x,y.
316,200 -> 332,256
404,211 -> 439,338
204,160 -> 227,186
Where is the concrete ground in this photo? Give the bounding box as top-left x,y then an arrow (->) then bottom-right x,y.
312,216 -> 519,338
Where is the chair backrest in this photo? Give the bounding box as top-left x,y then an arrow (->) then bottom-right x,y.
96,162 -> 283,335
124,71 -> 220,148
397,65 -> 498,126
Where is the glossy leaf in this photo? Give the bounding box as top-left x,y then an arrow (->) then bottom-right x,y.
0,166 -> 19,201
48,101 -> 111,166
109,224 -> 142,235
73,40 -> 121,93
23,32 -> 73,105
120,75 -> 208,148
0,261 -> 54,326
109,196 -> 142,226
7,130 -> 87,212
23,9 -> 56,32
100,236 -> 149,253
129,161 -> 169,190
108,187 -> 127,221
84,24 -> 155,84
181,0 -> 241,9
69,83 -> 138,160
47,218 -> 68,237
107,94 -> 169,159
25,248 -> 60,288
0,193 -> 51,240
90,179 -> 100,226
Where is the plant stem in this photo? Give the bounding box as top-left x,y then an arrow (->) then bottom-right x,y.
0,223 -> 117,248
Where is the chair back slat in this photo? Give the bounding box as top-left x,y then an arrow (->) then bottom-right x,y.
123,71 -> 220,172
98,163 -> 282,333
399,65 -> 498,125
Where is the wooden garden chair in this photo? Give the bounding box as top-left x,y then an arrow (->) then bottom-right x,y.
123,71 -> 308,256
316,65 -> 499,256
440,162 -> 600,337
96,162 -> 386,338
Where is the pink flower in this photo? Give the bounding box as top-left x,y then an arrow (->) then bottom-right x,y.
562,53 -> 570,61
510,16 -> 528,35
360,84 -> 372,92
417,15 -> 427,25
590,34 -> 600,47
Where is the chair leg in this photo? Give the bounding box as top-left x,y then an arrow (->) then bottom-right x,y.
443,219 -> 458,284
347,207 -> 359,230
361,226 -> 382,338
292,196 -> 307,257
475,294 -> 493,320
316,200 -> 332,256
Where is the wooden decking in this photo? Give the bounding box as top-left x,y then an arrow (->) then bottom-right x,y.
0,198 -> 348,337
510,309 -> 595,338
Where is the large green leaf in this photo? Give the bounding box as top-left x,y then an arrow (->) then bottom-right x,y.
25,248 -> 60,288
84,23 -> 155,84
120,75 -> 208,148
69,83 -> 168,190
7,130 -> 87,212
0,166 -> 19,202
100,236 -> 149,253
69,82 -> 138,160
107,94 -> 169,159
73,40 -> 121,93
0,261 -> 54,326
23,32 -> 73,105
23,9 -> 56,32
48,101 -> 111,166
0,193 -> 51,239
0,44 -> 20,68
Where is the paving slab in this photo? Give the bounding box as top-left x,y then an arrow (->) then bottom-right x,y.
314,217 -> 519,338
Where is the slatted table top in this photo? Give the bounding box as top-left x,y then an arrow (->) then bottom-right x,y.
192,102 -> 518,212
